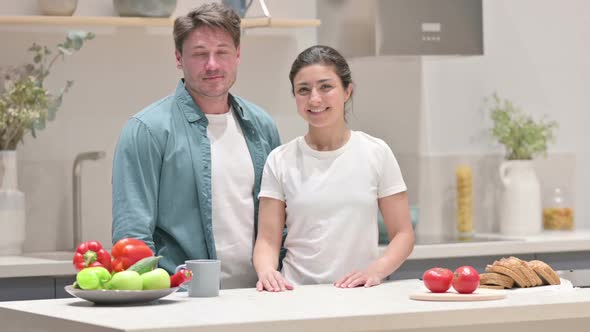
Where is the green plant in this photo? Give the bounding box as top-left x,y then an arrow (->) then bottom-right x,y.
487,93 -> 558,160
0,31 -> 94,150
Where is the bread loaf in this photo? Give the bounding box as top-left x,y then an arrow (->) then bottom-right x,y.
480,272 -> 515,289
479,257 -> 560,289
528,260 -> 561,285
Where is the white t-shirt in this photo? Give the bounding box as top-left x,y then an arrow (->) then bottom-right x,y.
258,131 -> 407,285
206,109 -> 258,289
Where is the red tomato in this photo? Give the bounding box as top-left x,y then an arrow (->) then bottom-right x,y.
422,267 -> 454,293
452,266 -> 480,294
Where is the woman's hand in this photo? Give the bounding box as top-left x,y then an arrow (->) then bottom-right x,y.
256,270 -> 294,292
334,270 -> 383,288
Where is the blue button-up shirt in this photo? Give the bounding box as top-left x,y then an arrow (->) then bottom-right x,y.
112,80 -> 281,274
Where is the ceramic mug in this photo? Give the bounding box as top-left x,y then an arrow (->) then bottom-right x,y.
175,259 -> 221,297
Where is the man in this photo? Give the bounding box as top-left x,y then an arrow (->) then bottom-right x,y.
112,3 -> 281,289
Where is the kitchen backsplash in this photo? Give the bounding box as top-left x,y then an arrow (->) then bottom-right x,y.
415,153 -> 576,237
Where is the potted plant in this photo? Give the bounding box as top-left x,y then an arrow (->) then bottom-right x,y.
0,31 -> 93,255
486,93 -> 558,235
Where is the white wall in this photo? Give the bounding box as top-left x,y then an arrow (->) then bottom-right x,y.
2,0 -> 588,252
420,0 -> 590,231
1,0 -> 317,252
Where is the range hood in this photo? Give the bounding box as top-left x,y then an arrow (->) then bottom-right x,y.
317,0 -> 483,57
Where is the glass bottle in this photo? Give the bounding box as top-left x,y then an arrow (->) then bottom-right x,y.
456,165 -> 473,236
543,187 -> 574,230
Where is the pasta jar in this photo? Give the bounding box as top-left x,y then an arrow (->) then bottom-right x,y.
543,187 -> 574,230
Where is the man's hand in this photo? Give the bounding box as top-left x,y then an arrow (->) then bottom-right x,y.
256,270 -> 294,292
333,270 -> 383,288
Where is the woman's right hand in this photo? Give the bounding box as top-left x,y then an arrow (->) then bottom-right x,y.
256,270 -> 294,292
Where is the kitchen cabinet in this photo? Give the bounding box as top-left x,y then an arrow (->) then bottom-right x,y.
0,276 -> 75,301
385,231 -> 590,280
390,254 -> 537,280
390,251 -> 590,281
536,251 -> 590,271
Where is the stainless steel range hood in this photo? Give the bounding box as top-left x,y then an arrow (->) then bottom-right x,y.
317,0 -> 483,57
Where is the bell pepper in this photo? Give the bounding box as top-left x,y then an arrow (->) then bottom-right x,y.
170,268 -> 193,287
72,240 -> 112,272
111,238 -> 154,272
76,266 -> 111,290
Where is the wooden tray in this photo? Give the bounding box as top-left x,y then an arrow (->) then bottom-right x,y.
409,288 -> 507,301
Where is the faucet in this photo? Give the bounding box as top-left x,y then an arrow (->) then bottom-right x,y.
72,151 -> 106,250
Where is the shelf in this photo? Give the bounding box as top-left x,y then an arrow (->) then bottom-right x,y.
0,16 -> 320,29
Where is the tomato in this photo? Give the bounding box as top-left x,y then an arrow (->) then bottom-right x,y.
452,266 -> 480,294
422,267 -> 454,293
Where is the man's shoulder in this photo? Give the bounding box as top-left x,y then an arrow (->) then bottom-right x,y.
132,95 -> 176,125
231,95 -> 275,126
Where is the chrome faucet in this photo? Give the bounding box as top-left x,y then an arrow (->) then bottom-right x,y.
72,151 -> 106,249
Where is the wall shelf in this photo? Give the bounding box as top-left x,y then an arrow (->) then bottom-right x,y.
0,16 -> 320,29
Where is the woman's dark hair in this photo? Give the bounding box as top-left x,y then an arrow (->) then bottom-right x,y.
289,45 -> 354,113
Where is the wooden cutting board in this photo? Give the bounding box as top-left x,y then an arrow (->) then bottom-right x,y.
409,288 -> 507,301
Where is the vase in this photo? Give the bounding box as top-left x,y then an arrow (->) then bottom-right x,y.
498,160 -> 542,235
38,0 -> 78,16
113,0 -> 178,17
0,150 -> 26,256
222,0 -> 254,18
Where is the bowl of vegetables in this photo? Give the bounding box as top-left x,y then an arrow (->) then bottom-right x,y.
67,239 -> 192,305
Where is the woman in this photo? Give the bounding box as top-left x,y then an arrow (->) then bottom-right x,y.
253,45 -> 415,292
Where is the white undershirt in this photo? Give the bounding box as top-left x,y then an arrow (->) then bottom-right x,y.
259,131 -> 407,285
206,108 -> 257,289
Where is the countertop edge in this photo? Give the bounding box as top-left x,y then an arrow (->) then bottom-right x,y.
1,280 -> 589,332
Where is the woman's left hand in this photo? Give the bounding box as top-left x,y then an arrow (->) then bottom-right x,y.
334,270 -> 383,288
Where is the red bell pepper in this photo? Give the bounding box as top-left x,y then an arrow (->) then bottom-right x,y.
170,268 -> 193,287
111,238 -> 154,272
72,240 -> 112,272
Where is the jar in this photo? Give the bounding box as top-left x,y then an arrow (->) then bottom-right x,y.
543,187 -> 574,230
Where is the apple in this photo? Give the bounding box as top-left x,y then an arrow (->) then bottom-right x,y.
141,268 -> 171,290
452,266 -> 480,294
107,271 -> 143,290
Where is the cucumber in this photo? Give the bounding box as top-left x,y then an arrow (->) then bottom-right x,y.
126,256 -> 162,274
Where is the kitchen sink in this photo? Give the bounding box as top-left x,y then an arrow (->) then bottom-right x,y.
22,251 -> 75,261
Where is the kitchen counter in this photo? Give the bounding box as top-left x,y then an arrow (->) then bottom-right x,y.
2,231 -> 590,279
0,252 -> 75,278
0,279 -> 589,332
407,230 -> 590,259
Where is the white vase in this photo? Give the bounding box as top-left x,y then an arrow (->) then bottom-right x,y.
0,151 -> 26,256
498,160 -> 542,235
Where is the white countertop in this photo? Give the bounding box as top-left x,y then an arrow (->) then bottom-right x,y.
2,231 -> 590,278
1,279 -> 589,332
407,230 -> 590,259
0,251 -> 76,278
